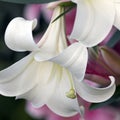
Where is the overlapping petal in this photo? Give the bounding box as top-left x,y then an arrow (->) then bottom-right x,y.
50,43 -> 88,81
0,53 -> 40,96
46,68 -> 80,117
0,53 -> 33,83
16,62 -> 57,108
36,6 -> 67,56
70,0 -> 115,47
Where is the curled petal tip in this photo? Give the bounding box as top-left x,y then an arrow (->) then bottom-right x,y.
5,17 -> 39,52
75,76 -> 116,103
32,18 -> 37,30
108,76 -> 115,86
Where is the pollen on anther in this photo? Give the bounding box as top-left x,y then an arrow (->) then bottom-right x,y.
66,89 -> 76,99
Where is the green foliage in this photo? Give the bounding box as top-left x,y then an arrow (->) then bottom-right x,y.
107,30 -> 120,48
0,96 -> 35,120
52,1 -> 76,22
0,0 -> 58,4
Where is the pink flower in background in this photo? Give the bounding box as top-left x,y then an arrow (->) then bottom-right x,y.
26,103 -> 80,120
84,107 -> 120,120
24,4 -> 42,20
65,8 -> 76,35
24,4 -> 52,21
26,102 -> 120,120
24,0 -> 76,35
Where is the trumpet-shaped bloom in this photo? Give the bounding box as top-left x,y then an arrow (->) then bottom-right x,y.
70,0 -> 120,47
0,6 -> 115,117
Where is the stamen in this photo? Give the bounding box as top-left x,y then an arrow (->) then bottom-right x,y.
66,70 -> 76,99
66,88 -> 76,99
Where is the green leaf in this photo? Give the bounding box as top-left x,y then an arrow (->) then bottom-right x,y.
0,0 -> 58,4
90,85 -> 120,110
52,2 -> 76,23
59,1 -> 75,7
106,30 -> 120,48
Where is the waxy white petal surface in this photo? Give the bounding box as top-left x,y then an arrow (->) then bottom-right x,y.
70,0 -> 115,47
5,17 -> 39,51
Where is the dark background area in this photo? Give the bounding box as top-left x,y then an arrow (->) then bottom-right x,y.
0,1 -> 48,120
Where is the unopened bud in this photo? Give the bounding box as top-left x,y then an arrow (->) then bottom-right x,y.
99,46 -> 120,75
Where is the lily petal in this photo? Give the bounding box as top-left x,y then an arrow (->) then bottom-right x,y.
0,53 -> 41,96
16,62 -> 57,107
5,17 -> 39,52
70,0 -> 115,47
75,76 -> 116,103
35,43 -> 88,81
35,6 -> 67,59
51,43 -> 88,81
16,64 -> 81,117
114,0 -> 120,29
0,53 -> 33,83
47,68 -> 80,117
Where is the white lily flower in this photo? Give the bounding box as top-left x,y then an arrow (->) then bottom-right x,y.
70,0 -> 120,47
0,6 -> 115,117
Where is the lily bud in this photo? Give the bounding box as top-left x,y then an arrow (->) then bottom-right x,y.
99,46 -> 120,76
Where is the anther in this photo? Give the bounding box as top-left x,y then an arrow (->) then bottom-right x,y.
66,88 -> 76,99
